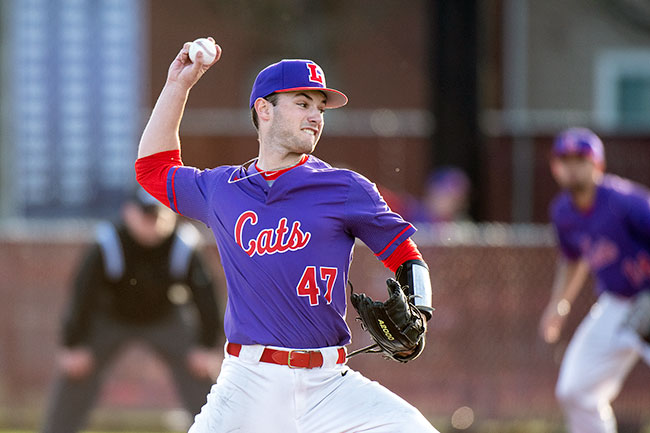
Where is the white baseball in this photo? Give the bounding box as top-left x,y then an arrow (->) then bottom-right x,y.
189,38 -> 217,64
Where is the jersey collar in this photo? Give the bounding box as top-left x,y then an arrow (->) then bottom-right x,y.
254,154 -> 310,181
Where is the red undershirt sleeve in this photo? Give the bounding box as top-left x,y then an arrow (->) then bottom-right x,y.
381,238 -> 423,273
134,150 -> 183,208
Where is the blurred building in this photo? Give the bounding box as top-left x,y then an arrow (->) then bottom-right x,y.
482,0 -> 650,222
1,0 -> 145,218
2,0 -> 650,223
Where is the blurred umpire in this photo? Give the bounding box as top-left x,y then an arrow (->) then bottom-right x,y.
40,188 -> 222,433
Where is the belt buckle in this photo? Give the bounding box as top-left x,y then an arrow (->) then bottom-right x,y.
287,349 -> 311,368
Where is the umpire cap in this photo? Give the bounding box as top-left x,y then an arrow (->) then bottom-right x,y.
130,187 -> 165,215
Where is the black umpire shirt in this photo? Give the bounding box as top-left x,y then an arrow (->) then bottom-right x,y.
61,223 -> 221,348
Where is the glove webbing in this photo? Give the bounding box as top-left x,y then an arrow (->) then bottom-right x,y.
346,281 -> 382,358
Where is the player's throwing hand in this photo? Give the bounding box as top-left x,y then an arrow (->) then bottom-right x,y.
167,37 -> 221,90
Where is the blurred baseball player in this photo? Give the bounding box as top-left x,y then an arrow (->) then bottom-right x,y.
135,38 -> 438,432
539,127 -> 650,433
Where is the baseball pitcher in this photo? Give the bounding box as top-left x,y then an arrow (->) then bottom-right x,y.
135,38 -> 438,432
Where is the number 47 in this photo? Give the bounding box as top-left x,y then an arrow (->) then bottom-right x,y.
296,266 -> 338,306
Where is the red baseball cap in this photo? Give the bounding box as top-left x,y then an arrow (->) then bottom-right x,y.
249,59 -> 348,109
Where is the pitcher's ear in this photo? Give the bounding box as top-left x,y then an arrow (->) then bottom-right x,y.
254,98 -> 272,122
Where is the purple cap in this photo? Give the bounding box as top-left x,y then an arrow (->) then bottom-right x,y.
249,59 -> 348,109
552,127 -> 605,165
427,167 -> 470,194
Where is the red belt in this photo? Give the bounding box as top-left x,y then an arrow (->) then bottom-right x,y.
227,343 -> 346,369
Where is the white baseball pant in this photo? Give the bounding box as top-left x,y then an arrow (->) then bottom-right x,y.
556,292 -> 650,433
188,343 -> 438,433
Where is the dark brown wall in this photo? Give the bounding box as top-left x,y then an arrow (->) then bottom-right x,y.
145,0 -> 434,208
148,1 -> 430,109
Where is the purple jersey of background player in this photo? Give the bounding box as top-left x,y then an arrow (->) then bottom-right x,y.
167,155 -> 415,349
551,174 -> 650,297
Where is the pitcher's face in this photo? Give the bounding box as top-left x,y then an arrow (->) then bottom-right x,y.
266,91 -> 326,155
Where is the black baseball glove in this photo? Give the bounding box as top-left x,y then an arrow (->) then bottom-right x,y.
350,278 -> 427,362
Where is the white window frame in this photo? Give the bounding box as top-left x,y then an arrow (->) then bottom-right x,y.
595,49 -> 650,132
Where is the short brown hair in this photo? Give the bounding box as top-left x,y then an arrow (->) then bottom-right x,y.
251,93 -> 280,130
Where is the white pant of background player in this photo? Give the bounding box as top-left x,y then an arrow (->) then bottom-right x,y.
189,344 -> 438,433
556,292 -> 650,433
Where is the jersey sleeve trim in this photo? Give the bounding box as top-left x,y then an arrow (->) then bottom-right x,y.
169,166 -> 182,214
381,238 -> 423,273
375,225 -> 414,257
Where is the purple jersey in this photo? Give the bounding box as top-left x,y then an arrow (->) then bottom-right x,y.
551,174 -> 650,297
166,155 -> 415,348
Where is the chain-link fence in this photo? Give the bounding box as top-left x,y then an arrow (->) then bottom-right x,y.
1,222 -> 648,431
